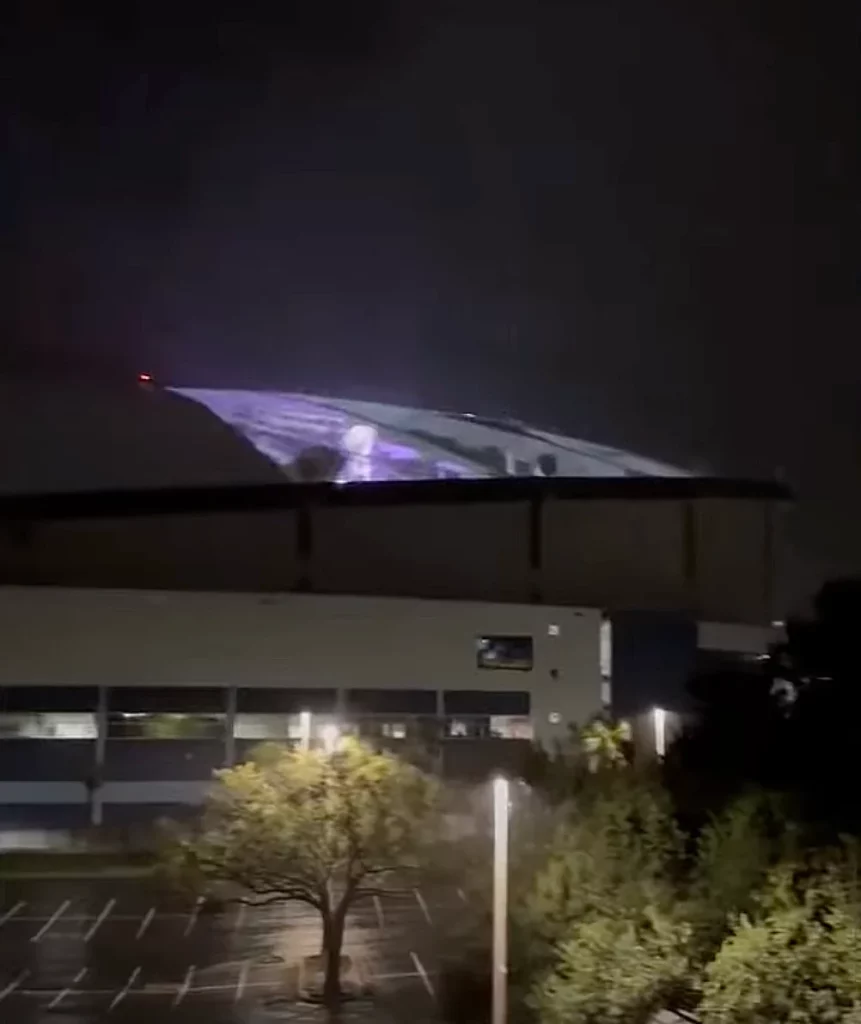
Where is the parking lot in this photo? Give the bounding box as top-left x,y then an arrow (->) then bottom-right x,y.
0,876 -> 465,1022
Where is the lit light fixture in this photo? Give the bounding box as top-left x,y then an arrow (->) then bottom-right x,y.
547,624 -> 560,636
138,372 -> 153,384
298,710 -> 312,751
492,776 -> 510,1024
653,706 -> 667,759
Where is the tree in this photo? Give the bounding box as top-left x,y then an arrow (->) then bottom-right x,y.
700,864 -> 861,1024
688,792 -> 795,962
530,909 -> 691,1024
520,774 -> 690,1023
580,715 -> 632,772
519,774 -> 682,946
522,717 -> 631,804
167,739 -> 438,1008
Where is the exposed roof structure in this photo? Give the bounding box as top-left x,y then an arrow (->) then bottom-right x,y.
175,387 -> 693,483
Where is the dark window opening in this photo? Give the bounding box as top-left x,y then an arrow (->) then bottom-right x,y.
347,689 -> 437,715
444,690 -> 531,716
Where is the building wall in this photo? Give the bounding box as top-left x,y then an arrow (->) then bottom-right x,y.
542,499 -> 688,610
0,588 -> 600,729
1,512 -> 300,591
695,499 -> 774,623
0,588 -> 602,825
310,502 -> 533,602
0,491 -> 781,624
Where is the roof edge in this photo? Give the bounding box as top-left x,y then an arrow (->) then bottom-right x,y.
0,476 -> 792,522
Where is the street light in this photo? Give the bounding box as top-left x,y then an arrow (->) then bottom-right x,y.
653,706 -> 667,759
298,710 -> 312,751
321,723 -> 341,755
492,776 -> 509,1024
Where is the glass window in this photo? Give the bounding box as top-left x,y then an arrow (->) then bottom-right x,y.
489,716 -> 533,740
381,721 -> 407,740
234,714 -> 304,740
0,713 -> 97,739
476,636 -> 533,671
445,717 -> 492,739
356,718 -> 411,741
445,716 -> 533,739
107,713 -> 224,739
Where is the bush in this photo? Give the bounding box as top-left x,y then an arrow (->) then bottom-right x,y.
701,867 -> 861,1024
530,907 -> 691,1024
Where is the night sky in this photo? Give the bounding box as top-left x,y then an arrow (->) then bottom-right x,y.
3,1 -> 859,606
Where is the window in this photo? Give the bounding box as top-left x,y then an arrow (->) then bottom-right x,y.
0,713 -> 98,739
445,715 -> 533,740
234,714 -> 304,740
234,713 -> 341,742
346,689 -> 437,715
355,718 -> 420,741
444,690 -> 531,716
107,713 -> 225,739
490,716 -> 533,740
381,721 -> 407,740
476,636 -> 533,671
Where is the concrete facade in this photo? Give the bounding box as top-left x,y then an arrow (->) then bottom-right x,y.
0,477 -> 787,624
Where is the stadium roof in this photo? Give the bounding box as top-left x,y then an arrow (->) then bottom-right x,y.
174,387 -> 693,482
0,377 -> 708,495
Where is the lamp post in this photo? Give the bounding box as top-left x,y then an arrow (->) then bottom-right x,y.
299,710 -> 312,752
653,706 -> 667,759
321,723 -> 340,755
492,776 -> 510,1024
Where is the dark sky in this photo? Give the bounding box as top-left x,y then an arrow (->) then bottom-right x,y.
3,0 -> 859,604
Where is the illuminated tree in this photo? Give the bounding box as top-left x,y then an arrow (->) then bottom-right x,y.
167,739 -> 438,1007
580,716 -> 631,772
701,865 -> 861,1024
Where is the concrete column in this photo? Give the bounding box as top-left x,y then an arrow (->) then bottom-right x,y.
225,686 -> 237,766
91,686 -> 108,827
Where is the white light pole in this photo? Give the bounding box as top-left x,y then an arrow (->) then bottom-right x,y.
492,776 -> 510,1024
653,706 -> 667,759
299,710 -> 312,751
321,723 -> 340,755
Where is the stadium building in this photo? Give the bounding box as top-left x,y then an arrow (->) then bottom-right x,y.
0,379 -> 788,837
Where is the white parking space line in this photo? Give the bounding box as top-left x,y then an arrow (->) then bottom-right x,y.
233,903 -> 247,932
235,960 -> 251,1003
410,952 -> 435,998
109,966 -> 141,1012
413,888 -> 432,925
30,899 -> 70,943
174,965 -> 196,1007
0,969 -> 28,1003
47,967 -> 87,1009
84,899 -> 116,943
457,887 -> 467,903
373,895 -> 385,930
184,897 -> 204,937
0,901 -> 25,929
135,907 -> 156,939
374,971 -> 424,981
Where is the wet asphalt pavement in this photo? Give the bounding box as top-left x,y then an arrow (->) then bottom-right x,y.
0,876 -> 460,1023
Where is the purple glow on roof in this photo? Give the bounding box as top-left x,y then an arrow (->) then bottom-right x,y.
172,388 -> 690,483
